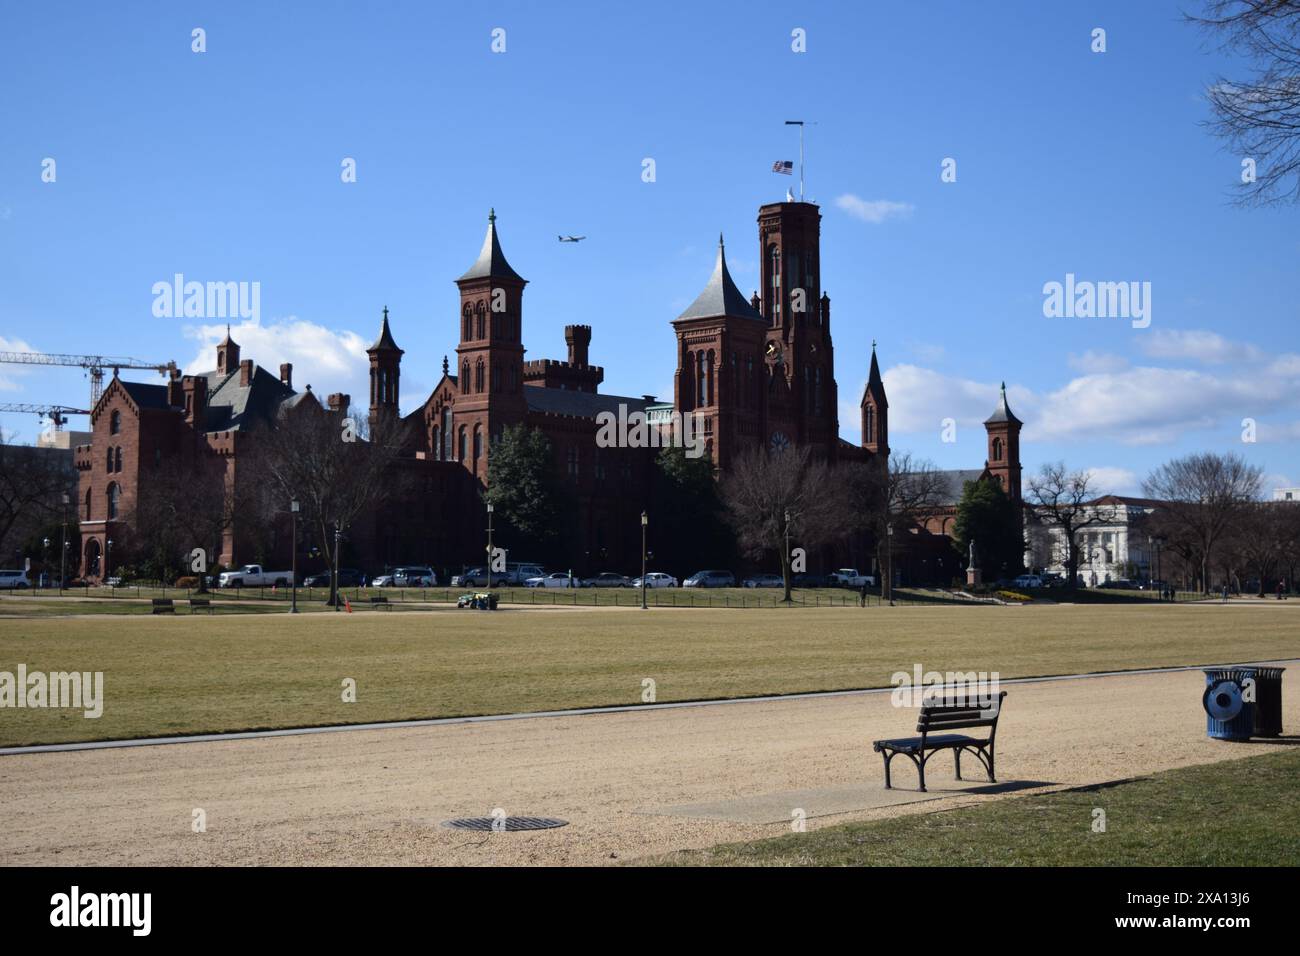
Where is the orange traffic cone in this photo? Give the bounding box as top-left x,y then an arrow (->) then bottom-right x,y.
344,596 -> 352,613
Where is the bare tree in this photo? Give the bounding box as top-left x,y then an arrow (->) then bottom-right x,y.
0,431 -> 76,561
249,403 -> 410,605
1189,1 -> 1300,204
854,451 -> 948,600
1142,451 -> 1263,593
1025,463 -> 1115,591
721,445 -> 849,603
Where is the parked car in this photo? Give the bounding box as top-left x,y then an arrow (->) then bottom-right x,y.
828,568 -> 875,588
1012,574 -> 1044,589
683,570 -> 735,588
584,572 -> 630,588
791,572 -> 829,588
743,573 -> 783,589
218,564 -> 293,588
526,571 -> 578,588
371,572 -> 397,588
303,568 -> 366,588
503,563 -> 545,586
453,567 -> 495,587
630,572 -> 678,588
0,570 -> 30,589
394,566 -> 437,587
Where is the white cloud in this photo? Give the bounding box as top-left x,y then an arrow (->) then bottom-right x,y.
834,194 -> 914,224
1082,466 -> 1140,497
1139,329 -> 1264,365
183,317 -> 369,399
0,335 -> 38,392
1067,350 -> 1128,374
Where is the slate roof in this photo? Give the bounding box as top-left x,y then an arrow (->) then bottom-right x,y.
195,365 -> 296,432
458,209 -> 525,284
676,237 -> 764,323
524,385 -> 652,420
984,382 -> 1022,425
120,381 -> 170,410
931,468 -> 988,506
368,308 -> 403,353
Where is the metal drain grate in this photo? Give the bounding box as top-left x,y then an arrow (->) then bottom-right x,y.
441,816 -> 568,832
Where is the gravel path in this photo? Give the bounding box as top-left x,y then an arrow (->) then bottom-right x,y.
1,662 -> 1295,866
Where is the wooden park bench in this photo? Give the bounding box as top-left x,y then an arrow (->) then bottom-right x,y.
872,691 -> 1007,792
369,595 -> 392,610
151,598 -> 175,614
189,597 -> 214,614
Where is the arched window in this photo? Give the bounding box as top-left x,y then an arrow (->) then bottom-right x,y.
431,425 -> 441,461
461,362 -> 470,392
475,360 -> 485,393
110,410 -> 121,435
442,408 -> 453,459
107,483 -> 120,520
706,350 -> 715,405
993,438 -> 1003,461
697,352 -> 707,407
864,406 -> 875,444
458,426 -> 467,462
85,488 -> 92,520
115,447 -> 123,472
106,448 -> 114,473
473,425 -> 482,464
475,306 -> 485,340
463,308 -> 473,341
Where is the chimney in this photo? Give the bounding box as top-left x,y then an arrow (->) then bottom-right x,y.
565,324 -> 591,367
279,362 -> 293,388
327,393 -> 351,418
240,359 -> 254,387
182,375 -> 208,428
166,367 -> 183,408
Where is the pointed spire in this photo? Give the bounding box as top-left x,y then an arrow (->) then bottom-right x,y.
984,380 -> 1021,425
458,208 -> 524,283
676,234 -> 764,322
861,341 -> 887,407
367,306 -> 403,354
442,355 -> 449,376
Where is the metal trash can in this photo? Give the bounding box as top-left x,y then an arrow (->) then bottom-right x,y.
1251,666 -> 1285,738
1203,668 -> 1257,741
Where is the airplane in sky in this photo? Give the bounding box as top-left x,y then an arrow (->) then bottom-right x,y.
557,235 -> 586,242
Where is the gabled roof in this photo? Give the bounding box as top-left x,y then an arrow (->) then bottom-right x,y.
457,208 -> 525,284
196,365 -> 296,431
931,468 -> 989,506
676,236 -> 764,323
984,382 -> 1022,425
524,385 -> 652,420
120,381 -> 170,411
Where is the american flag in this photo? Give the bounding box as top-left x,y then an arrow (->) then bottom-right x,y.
772,160 -> 793,175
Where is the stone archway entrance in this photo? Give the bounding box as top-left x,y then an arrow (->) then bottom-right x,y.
85,539 -> 101,580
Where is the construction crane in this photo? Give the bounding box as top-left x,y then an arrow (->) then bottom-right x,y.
0,351 -> 177,408
0,403 -> 90,431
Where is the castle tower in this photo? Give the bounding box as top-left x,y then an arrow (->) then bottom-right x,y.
216,326 -> 240,376
984,382 -> 1022,501
454,209 -> 527,480
860,342 -> 889,458
366,306 -> 403,427
671,235 -> 768,468
757,201 -> 837,455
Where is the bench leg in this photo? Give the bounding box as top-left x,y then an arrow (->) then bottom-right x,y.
882,751 -> 893,789
954,749 -> 962,781
987,743 -> 996,783
917,752 -> 927,792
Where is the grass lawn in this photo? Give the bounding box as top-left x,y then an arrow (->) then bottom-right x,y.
649,749 -> 1300,866
0,602 -> 1294,747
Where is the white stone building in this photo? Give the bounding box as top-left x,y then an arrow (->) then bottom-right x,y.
1026,496 -> 1165,586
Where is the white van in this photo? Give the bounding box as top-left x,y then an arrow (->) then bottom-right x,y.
0,570 -> 30,589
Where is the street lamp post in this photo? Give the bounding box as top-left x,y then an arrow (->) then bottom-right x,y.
60,492 -> 69,595
886,524 -> 895,606
783,509 -> 792,596
640,511 -> 648,610
290,499 -> 300,614
42,537 -> 50,590
486,503 -> 495,589
332,521 -> 341,611
105,538 -> 113,588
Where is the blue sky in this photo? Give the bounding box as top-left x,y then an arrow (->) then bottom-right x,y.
2,0 -> 1297,495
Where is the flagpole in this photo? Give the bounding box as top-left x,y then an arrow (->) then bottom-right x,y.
785,120 -> 805,202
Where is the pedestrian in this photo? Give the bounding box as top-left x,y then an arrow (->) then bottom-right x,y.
1278,580 -> 1286,601
859,580 -> 868,608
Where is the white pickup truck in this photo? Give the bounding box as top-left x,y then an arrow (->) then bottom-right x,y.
828,568 -> 876,588
218,564 -> 293,588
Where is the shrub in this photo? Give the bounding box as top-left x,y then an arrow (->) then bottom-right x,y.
174,576 -> 199,589
997,589 -> 1032,602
